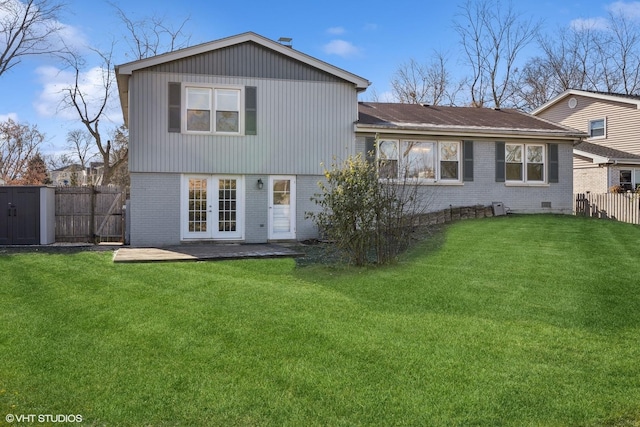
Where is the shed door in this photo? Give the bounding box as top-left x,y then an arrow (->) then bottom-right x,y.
0,187 -> 40,245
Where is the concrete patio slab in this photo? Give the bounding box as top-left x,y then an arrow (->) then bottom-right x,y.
113,243 -> 304,263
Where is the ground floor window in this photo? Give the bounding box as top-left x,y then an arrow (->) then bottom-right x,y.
377,139 -> 460,182
506,143 -> 545,183
619,169 -> 640,191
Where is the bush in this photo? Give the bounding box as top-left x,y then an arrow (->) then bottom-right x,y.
307,153 -> 426,266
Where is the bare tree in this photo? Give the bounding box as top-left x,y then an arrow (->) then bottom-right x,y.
111,2 -> 190,61
597,9 -> 640,94
514,11 -> 640,111
0,118 -> 45,183
61,46 -> 124,185
44,151 -> 71,171
0,0 -> 65,76
454,0 -> 540,108
107,124 -> 128,188
390,52 -> 464,105
60,6 -> 190,185
65,128 -> 96,169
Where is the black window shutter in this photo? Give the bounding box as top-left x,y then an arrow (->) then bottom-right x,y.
548,143 -> 559,183
495,141 -> 505,182
245,86 -> 257,135
365,137 -> 376,164
168,82 -> 181,133
463,140 -> 474,182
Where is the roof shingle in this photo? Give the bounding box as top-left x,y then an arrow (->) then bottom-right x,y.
357,102 -> 580,133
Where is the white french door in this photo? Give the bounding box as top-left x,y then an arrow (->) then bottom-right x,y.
182,175 -> 244,240
268,176 -> 296,240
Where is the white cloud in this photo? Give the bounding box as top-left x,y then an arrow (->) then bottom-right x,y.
327,26 -> 346,35
54,23 -> 90,53
570,2 -> 640,32
569,17 -> 609,31
0,0 -> 88,54
34,65 -> 121,125
0,113 -> 18,122
322,39 -> 361,58
607,1 -> 640,19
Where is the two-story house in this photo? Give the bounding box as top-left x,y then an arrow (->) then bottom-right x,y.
532,89 -> 640,193
115,32 -> 369,247
116,32 -> 585,247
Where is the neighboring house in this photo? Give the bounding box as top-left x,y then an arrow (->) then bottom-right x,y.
115,32 -> 585,247
532,89 -> 640,193
88,162 -> 105,186
49,163 -> 105,186
50,164 -> 88,186
355,103 -> 586,215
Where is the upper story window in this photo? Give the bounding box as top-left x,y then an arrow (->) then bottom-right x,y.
186,88 -> 212,132
505,143 -> 545,183
215,89 -> 241,133
589,118 -> 606,139
378,139 -> 461,182
186,86 -> 241,134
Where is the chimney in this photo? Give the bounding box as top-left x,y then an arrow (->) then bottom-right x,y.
277,37 -> 293,48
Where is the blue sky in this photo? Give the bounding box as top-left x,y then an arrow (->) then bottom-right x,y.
0,0 -> 638,156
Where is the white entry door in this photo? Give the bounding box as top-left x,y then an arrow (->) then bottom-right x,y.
268,176 -> 296,240
182,175 -> 244,240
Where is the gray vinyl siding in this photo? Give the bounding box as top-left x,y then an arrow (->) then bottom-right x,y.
147,41 -> 346,84
356,136 -> 574,214
539,95 -> 640,156
128,71 -> 357,175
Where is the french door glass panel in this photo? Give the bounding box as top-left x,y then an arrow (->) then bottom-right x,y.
184,176 -> 243,239
188,178 -> 208,233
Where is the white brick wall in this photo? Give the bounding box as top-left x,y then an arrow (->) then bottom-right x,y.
244,175 -> 269,243
130,172 -> 324,245
356,138 -> 575,214
574,166 -> 609,193
130,173 -> 181,247
130,139 -> 575,247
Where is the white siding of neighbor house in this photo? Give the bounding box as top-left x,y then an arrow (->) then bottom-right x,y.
538,95 -> 640,156
356,136 -> 575,214
128,71 -> 358,176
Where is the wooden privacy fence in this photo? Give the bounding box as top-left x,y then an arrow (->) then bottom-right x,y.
55,186 -> 126,243
574,193 -> 640,225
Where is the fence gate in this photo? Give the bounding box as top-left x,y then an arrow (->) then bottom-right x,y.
55,186 -> 126,243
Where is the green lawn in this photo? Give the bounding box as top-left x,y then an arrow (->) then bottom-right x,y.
1,214 -> 639,426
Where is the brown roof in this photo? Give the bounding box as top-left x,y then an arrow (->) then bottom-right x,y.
575,141 -> 640,161
357,102 -> 586,137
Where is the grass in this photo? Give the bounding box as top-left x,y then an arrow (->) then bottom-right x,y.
1,214 -> 639,426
